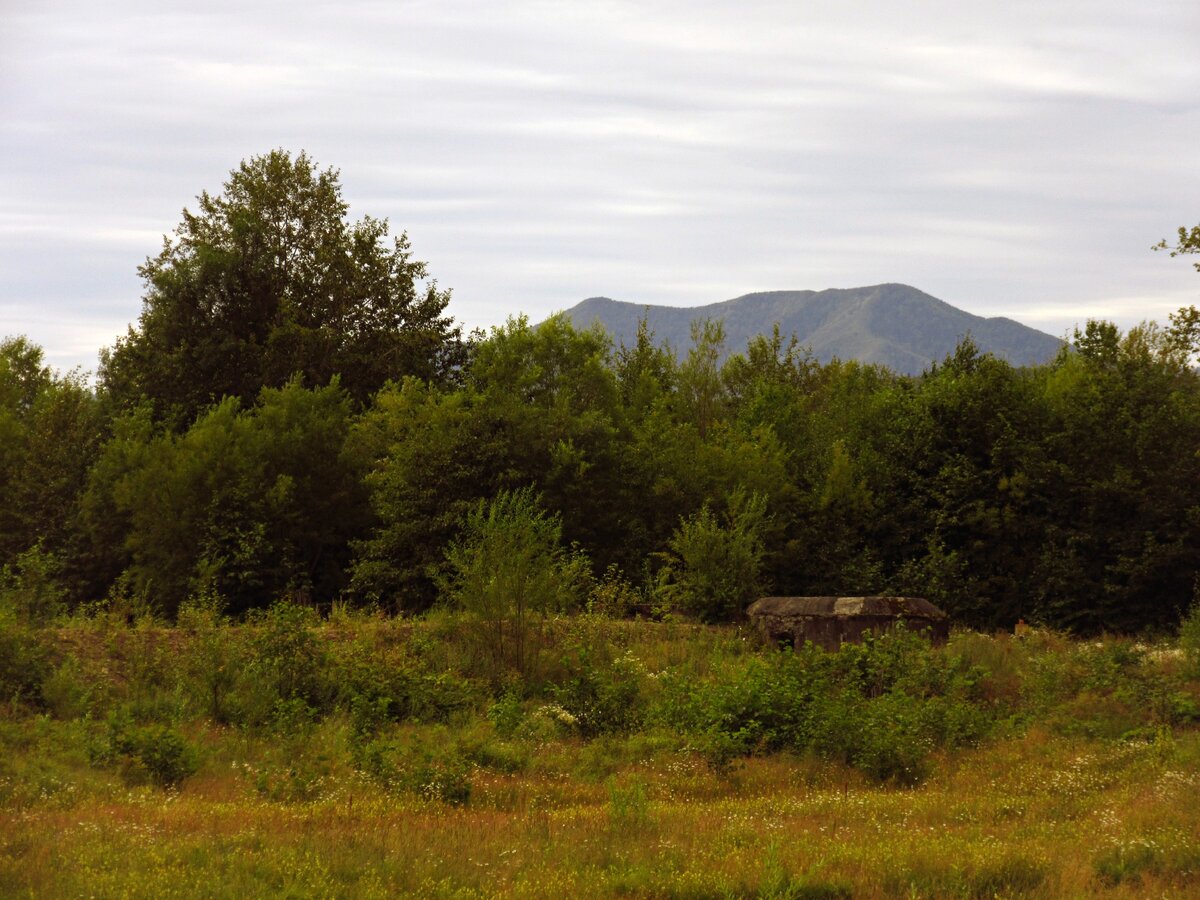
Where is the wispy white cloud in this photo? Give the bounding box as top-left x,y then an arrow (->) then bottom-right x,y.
2,0 -> 1199,374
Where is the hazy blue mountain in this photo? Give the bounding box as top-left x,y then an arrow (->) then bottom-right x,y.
561,283 -> 1064,375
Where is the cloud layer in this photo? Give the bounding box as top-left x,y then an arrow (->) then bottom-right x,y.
3,0 -> 1199,373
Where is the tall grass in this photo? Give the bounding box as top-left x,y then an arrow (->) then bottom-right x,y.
2,610 -> 1200,896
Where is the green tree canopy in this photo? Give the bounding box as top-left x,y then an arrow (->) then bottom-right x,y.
99,150 -> 465,427
0,337 -> 102,574
80,379 -> 367,617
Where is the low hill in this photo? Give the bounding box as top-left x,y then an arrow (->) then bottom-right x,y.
562,283 -> 1064,374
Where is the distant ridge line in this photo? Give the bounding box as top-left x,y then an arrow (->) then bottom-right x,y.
561,283 -> 1063,375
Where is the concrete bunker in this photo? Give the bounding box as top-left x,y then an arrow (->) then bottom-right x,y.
747,595 -> 949,651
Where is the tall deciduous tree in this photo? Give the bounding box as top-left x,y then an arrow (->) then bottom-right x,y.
80,379 -> 367,617
100,150 -> 465,427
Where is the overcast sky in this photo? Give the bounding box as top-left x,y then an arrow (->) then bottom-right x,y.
3,0 -> 1199,374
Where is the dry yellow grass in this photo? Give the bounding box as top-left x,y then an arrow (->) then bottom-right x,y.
3,724 -> 1200,897
4,617 -> 1200,897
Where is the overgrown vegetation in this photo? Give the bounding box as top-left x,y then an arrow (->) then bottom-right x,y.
3,610 -> 1200,895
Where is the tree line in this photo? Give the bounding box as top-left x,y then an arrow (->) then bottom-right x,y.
3,150 -> 1200,633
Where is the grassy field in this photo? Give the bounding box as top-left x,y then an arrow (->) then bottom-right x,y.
3,609 -> 1200,897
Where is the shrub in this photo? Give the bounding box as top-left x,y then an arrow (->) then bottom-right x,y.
487,688 -> 525,738
233,601 -> 330,725
356,734 -> 472,805
442,487 -> 590,681
41,657 -> 98,719
413,756 -> 472,805
179,595 -> 242,723
251,750 -> 333,802
849,694 -> 933,785
90,707 -> 198,788
336,637 -> 479,741
654,632 -> 999,784
553,645 -> 644,737
459,735 -> 529,774
134,725 -> 199,788
655,490 -> 768,623
0,608 -> 50,708
586,564 -> 642,617
0,543 -> 66,624
1181,599 -> 1200,676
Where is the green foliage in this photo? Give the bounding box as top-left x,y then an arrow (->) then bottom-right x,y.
0,337 -> 102,598
586,564 -> 643,617
656,491 -> 769,623
336,638 -> 477,737
486,688 -> 525,738
89,707 -> 197,788
676,318 -> 728,439
355,732 -> 473,805
99,149 -> 464,427
178,593 -> 240,723
655,630 -> 992,784
1180,598 -> 1200,676
239,601 -> 331,723
0,543 -> 67,624
442,488 -> 590,679
15,243 -> 1200,636
348,379 -> 507,611
1154,223 -> 1200,272
0,608 -> 50,708
82,379 -> 367,617
553,643 -> 645,737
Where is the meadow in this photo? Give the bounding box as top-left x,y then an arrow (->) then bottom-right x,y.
3,605 -> 1200,898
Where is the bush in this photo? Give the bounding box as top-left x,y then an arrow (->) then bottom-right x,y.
0,608 -> 50,708
0,544 -> 66,624
848,694 -> 933,785
356,733 -> 472,805
134,725 -> 199,788
442,487 -> 590,680
459,734 -> 529,774
90,707 -> 198,788
1181,600 -> 1200,676
553,644 -> 645,737
336,638 -> 479,741
178,594 -> 242,723
586,564 -> 642,617
250,748 -> 333,802
654,632 -> 998,784
233,601 -> 331,725
655,490 -> 768,623
487,688 -> 525,738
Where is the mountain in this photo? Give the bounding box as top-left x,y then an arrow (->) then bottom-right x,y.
561,283 -> 1064,375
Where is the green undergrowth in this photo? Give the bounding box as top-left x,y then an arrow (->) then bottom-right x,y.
3,605 -> 1200,895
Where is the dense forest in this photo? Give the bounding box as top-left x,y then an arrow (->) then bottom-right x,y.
4,151 -> 1200,634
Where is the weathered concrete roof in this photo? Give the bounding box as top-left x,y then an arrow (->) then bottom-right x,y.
748,596 -> 948,620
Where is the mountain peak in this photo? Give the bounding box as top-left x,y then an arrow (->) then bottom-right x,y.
560,286 -> 1062,375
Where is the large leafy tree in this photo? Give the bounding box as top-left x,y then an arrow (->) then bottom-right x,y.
79,379 -> 368,617
99,150 -> 465,427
